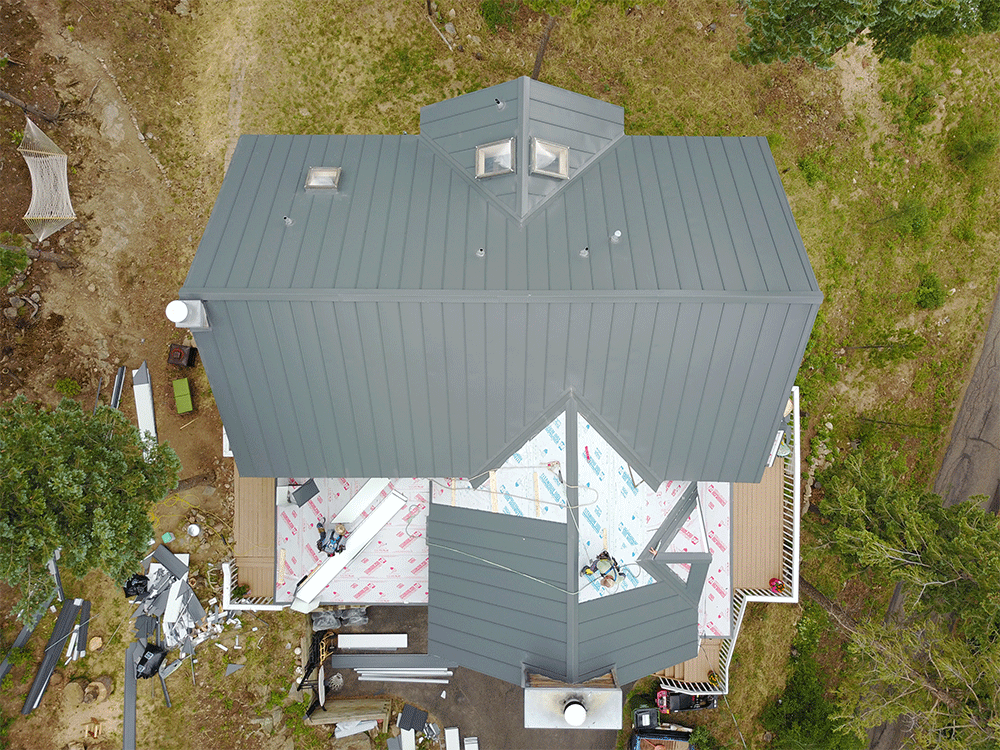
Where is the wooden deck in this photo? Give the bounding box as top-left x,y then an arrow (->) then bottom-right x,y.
655,638 -> 721,683
732,458 -> 785,590
233,465 -> 276,597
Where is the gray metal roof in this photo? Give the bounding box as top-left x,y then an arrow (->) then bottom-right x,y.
181,77 -> 821,483
426,400 -> 708,686
427,504 -> 702,686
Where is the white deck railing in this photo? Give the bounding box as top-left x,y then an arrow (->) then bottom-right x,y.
660,386 -> 801,696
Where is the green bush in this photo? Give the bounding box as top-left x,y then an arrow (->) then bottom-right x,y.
895,199 -> 930,237
902,79 -> 936,130
797,153 -> 826,186
759,601 -> 865,750
689,726 -> 724,750
480,0 -> 519,32
0,238 -> 29,287
915,271 -> 946,309
948,109 -> 999,177
54,377 -> 82,397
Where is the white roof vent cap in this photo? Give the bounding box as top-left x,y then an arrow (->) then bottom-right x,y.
563,700 -> 587,727
166,299 -> 210,330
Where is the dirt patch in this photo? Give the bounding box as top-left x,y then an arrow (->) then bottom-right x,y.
833,42 -> 890,162
1,0 -> 221,479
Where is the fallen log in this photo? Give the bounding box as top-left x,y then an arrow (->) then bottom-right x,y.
0,87 -> 59,123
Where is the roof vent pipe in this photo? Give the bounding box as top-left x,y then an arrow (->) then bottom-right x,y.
563,699 -> 587,727
610,230 -> 622,244
166,300 -> 210,330
495,98 -> 505,110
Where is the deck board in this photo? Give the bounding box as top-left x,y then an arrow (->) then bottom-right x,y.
233,465 -> 276,597
655,639 -> 721,683
732,458 -> 785,590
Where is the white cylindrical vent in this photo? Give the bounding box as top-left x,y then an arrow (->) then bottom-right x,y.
563,700 -> 587,727
165,299 -> 209,330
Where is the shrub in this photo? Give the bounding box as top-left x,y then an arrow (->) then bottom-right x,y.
915,271 -> 946,309
895,199 -> 930,237
689,726 -> 724,750
797,153 -> 825,186
54,377 -> 82,397
480,0 -> 519,32
948,109 -> 999,177
0,235 -> 29,287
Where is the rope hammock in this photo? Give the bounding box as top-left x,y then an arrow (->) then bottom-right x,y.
17,117 -> 75,242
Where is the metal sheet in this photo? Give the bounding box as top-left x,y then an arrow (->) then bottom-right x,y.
123,642 -> 141,750
22,599 -> 82,714
523,687 -> 622,730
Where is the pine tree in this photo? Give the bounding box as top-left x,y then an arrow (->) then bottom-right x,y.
734,0 -> 1000,67
814,450 -> 1000,748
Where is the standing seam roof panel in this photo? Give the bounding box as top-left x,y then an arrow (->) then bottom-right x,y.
314,303 -> 363,473
336,137 -> 384,288
395,140 -> 431,289
737,138 -> 816,292
376,138 -> 417,288
676,138 -> 724,290
614,142 -> 657,290
670,303 -> 725,473
377,303 -> 414,470
295,302 -> 346,475
582,166 -> 613,288
356,139 -> 402,288
695,138 -> 758,291
248,137 -> 310,289
269,301 -> 326,474
687,304 -> 750,479
632,137 -> 680,289
335,304 -> 379,476
617,304 -> 657,441
697,304 -> 768,478
357,302 -> 400,471
635,303 -> 679,458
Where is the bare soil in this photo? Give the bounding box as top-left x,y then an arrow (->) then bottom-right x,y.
1,0 -> 220,477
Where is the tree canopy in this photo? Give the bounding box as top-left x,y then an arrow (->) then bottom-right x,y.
0,396 -> 180,616
733,0 -> 1000,67
818,450 -> 1000,748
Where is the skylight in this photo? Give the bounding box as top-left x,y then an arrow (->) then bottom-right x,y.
531,138 -> 569,179
475,138 -> 515,178
304,166 -> 341,190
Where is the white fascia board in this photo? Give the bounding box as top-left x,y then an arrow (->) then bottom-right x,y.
337,633 -> 408,650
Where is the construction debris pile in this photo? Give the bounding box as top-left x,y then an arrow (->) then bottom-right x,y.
122,544 -> 243,750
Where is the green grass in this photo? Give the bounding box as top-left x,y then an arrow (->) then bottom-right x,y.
479,0 -> 519,32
